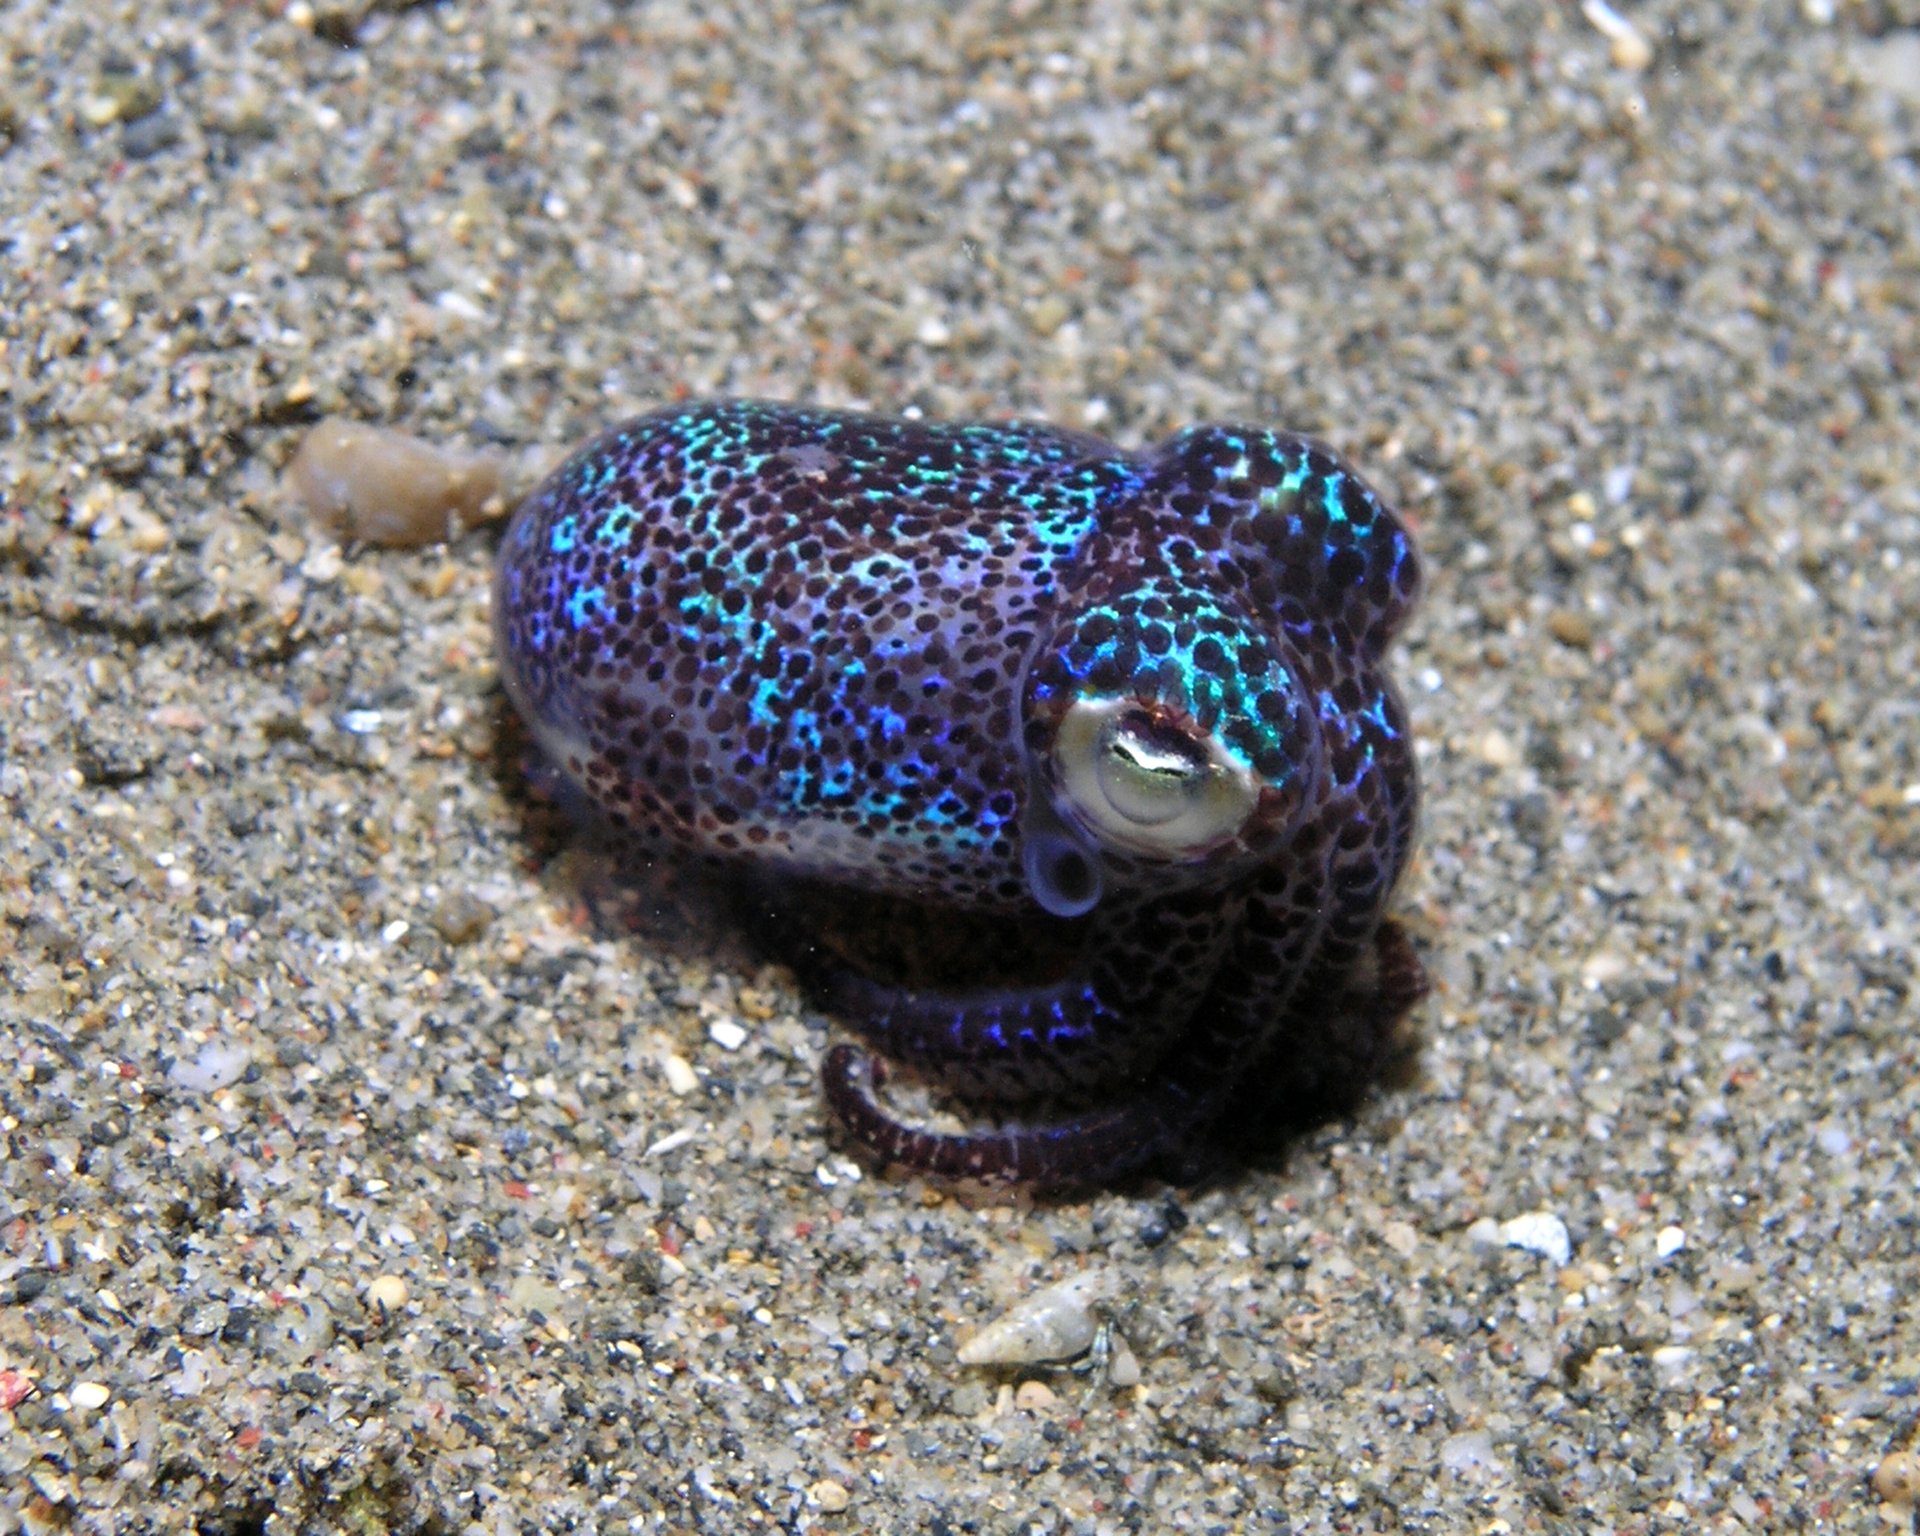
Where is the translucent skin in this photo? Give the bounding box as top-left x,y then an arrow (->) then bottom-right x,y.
496,400 -> 1425,1187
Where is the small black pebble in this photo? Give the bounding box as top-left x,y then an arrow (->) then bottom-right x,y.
623,1251 -> 663,1293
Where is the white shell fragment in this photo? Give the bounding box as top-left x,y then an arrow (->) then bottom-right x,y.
287,419 -> 504,548
958,1270 -> 1117,1366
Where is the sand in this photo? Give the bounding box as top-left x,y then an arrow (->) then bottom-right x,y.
2,2 -> 1917,1531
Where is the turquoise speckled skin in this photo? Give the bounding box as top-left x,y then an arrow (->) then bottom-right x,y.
496,400 -> 1425,1187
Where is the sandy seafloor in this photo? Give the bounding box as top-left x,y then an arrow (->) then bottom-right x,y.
3,1 -> 1919,1532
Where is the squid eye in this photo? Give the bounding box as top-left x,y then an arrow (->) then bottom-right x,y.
1054,697 -> 1260,858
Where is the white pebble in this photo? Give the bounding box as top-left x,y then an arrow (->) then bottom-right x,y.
1498,1212 -> 1573,1268
364,1274 -> 409,1314
69,1381 -> 111,1411
959,1271 -> 1116,1366
707,1019 -> 748,1052
1655,1225 -> 1687,1259
167,1350 -> 210,1397
167,1042 -> 251,1095
299,541 -> 344,585
809,1478 -> 850,1513
814,1157 -> 863,1188
645,1127 -> 699,1158
1475,729 -> 1520,768
1581,950 -> 1630,988
1439,1429 -> 1501,1475
434,289 -> 487,322
661,1054 -> 699,1095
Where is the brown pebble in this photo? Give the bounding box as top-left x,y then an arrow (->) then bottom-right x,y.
1875,1451 -> 1920,1507
287,419 -> 504,548
1013,1379 -> 1059,1412
1547,609 -> 1594,649
430,891 -> 494,946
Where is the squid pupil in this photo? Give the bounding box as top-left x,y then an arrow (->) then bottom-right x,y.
1110,712 -> 1205,784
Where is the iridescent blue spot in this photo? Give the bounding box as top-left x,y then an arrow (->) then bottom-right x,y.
563,584 -> 605,629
